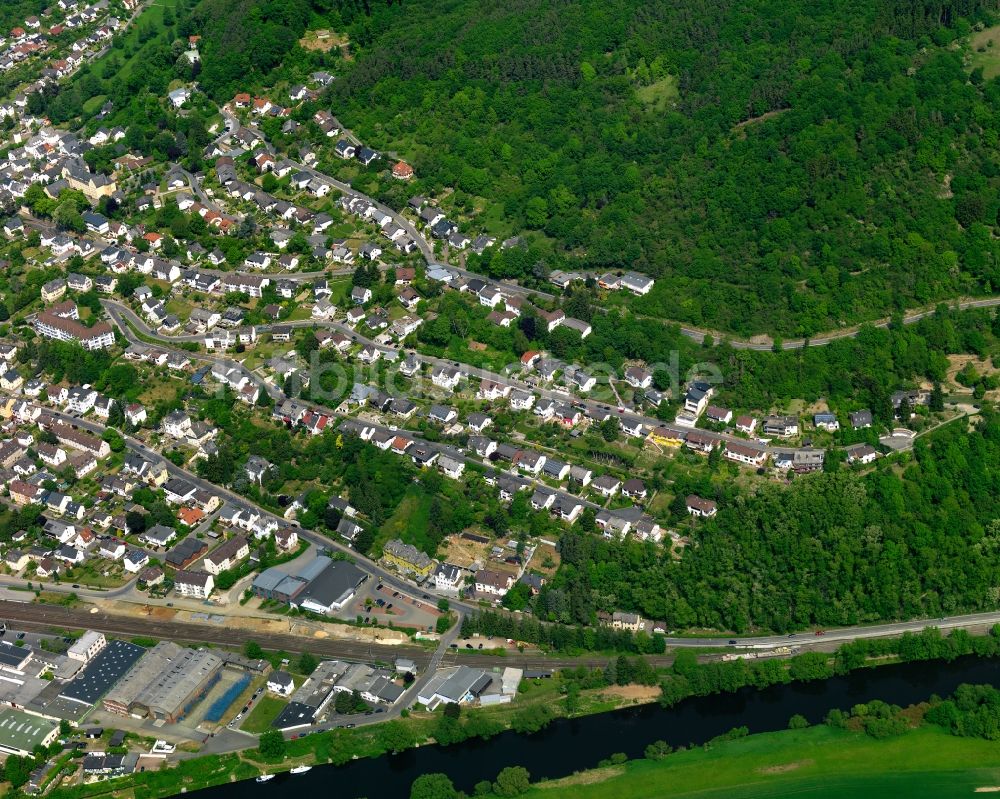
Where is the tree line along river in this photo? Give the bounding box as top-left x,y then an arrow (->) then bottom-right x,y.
184,654 -> 1000,799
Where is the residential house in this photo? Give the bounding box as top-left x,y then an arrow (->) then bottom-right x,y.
813,412 -> 840,432
849,409 -> 873,429
762,415 -> 799,438
686,495 -> 717,518
475,569 -> 514,598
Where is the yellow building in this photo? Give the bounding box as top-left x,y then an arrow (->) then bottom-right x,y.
64,166 -> 117,201
382,538 -> 434,578
0,397 -> 16,420
648,426 -> 686,447
146,462 -> 171,487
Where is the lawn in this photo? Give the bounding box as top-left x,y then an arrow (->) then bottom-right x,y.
527,725 -> 1000,799
970,25 -> 1000,80
240,695 -> 288,734
165,298 -> 193,319
60,560 -> 129,589
375,484 -> 433,552
635,75 -> 679,111
81,94 -> 107,114
99,0 -> 184,82
327,278 -> 353,306
138,376 -> 184,405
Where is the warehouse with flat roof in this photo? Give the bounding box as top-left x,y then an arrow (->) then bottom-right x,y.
103,642 -> 222,722
0,707 -> 59,755
295,559 -> 367,614
60,640 -> 145,706
252,556 -> 367,614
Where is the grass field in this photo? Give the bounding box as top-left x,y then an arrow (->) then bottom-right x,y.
240,695 -> 288,734
375,485 -> 433,551
635,76 -> 679,111
527,725 -> 1000,799
81,94 -> 107,114
101,0 -> 184,82
970,25 -> 1000,79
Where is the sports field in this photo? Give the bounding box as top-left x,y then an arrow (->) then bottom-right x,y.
528,725 -> 1000,799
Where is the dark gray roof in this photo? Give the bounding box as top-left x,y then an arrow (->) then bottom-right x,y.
296,560 -> 366,609
60,640 -> 145,705
165,537 -> 207,567
272,700 -> 315,730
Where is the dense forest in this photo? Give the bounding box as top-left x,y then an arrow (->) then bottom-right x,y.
532,412 -> 1000,632
411,274 -> 999,418
28,0 -> 1000,336
312,0 -> 1000,334
190,0 -> 313,97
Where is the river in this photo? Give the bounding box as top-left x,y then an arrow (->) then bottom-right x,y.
188,654 -> 1000,799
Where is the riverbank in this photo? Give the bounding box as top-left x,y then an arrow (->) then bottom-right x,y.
525,724 -> 1000,799
38,672 -> 655,799
40,645 -> 1000,799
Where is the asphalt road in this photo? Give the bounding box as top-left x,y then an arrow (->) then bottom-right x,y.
38,401 -> 487,618
102,299 -> 606,519
19,215 -> 344,284
230,117 -> 1000,351
55,310 -> 994,664
101,297 -> 966,462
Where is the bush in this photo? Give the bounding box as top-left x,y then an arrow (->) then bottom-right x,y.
493,766 -> 531,797
410,773 -> 457,799
788,714 -> 810,729
257,730 -> 285,760
644,740 -> 673,760
510,704 -> 554,734
436,614 -> 453,634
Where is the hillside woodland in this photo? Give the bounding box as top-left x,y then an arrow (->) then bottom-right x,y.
323,0 -> 1000,335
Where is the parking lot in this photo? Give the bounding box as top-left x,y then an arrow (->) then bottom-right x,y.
214,678 -> 263,730
338,579 -> 440,632
0,627 -> 67,652
181,670 -> 260,732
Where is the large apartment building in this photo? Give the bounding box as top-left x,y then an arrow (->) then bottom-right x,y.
34,311 -> 114,350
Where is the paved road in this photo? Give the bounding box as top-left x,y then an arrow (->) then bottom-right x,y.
0,571 -> 134,600
97,121 -> 979,459
41,325 -> 990,659
39,394 -> 490,619
241,119 -> 1000,350
102,298 -> 605,514
103,297 -> 959,462
19,215 -> 345,284
665,297 -> 1000,352
0,599 -> 437,666
171,163 -> 222,213
288,611 -> 468,742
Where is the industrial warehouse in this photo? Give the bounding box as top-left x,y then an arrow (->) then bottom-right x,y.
0,708 -> 59,756
252,555 -> 368,614
102,642 -> 223,722
0,628 -> 268,753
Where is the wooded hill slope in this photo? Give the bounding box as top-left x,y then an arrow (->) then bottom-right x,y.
287,0 -> 1000,335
